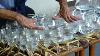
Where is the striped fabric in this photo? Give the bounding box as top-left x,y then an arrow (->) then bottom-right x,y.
0,0 -> 14,9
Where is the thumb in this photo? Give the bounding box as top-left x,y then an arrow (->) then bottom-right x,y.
32,26 -> 44,30
52,15 -> 62,20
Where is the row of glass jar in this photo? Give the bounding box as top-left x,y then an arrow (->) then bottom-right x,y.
0,0 -> 100,51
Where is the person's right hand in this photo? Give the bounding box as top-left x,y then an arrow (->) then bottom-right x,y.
52,8 -> 79,23
16,14 -> 44,30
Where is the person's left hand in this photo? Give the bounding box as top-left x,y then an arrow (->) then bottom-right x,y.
16,14 -> 44,30
53,7 -> 79,23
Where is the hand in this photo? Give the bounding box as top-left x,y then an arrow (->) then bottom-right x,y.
16,15 -> 44,30
53,7 -> 79,23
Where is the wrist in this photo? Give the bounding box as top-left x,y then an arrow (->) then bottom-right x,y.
16,14 -> 25,23
58,0 -> 68,10
60,4 -> 69,11
16,14 -> 21,21
57,0 -> 67,5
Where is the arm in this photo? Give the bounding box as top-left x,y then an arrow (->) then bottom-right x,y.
0,9 -> 19,20
0,9 -> 43,30
55,0 -> 78,23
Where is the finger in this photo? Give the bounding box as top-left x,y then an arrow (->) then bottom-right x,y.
63,16 -> 71,23
70,16 -> 78,21
30,18 -> 36,21
31,19 -> 36,22
23,23 -> 35,29
29,23 -> 44,30
52,15 -> 62,20
76,16 -> 81,20
24,25 -> 31,29
67,15 -> 74,22
31,26 -> 44,30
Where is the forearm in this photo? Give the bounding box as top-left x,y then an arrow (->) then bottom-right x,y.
0,9 -> 20,21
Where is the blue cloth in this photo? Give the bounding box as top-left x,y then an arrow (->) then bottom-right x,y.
0,4 -> 5,8
14,0 -> 35,16
0,0 -> 34,15
14,0 -> 28,16
0,0 -> 28,16
0,0 -> 14,9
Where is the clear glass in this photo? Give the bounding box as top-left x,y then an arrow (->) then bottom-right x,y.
95,0 -> 100,21
75,0 -> 89,10
75,0 -> 94,14
95,0 -> 100,9
0,28 -> 7,43
6,21 -> 20,47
